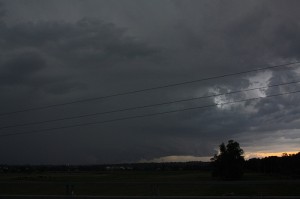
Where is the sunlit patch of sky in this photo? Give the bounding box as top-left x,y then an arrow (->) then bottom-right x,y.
208,71 -> 272,112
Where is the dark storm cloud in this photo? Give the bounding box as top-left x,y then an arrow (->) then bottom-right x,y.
270,23 -> 300,58
0,1 -> 5,16
0,17 -> 159,99
222,1 -> 300,63
0,0 -> 300,164
0,51 -> 45,85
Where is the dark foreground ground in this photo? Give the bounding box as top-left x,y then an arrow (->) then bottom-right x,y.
0,171 -> 299,197
1,196 -> 300,199
0,195 -> 300,199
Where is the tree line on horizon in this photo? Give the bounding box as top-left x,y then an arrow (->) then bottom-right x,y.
246,152 -> 300,177
0,140 -> 299,180
211,140 -> 300,180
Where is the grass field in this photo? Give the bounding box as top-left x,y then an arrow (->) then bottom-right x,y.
0,171 -> 299,196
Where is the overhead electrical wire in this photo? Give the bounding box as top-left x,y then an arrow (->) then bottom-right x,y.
1,79 -> 300,130
0,61 -> 299,117
1,89 -> 300,137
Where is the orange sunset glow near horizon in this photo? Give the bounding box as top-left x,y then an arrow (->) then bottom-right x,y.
244,151 -> 300,159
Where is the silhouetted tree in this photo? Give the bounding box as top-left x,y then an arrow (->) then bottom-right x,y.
211,140 -> 245,180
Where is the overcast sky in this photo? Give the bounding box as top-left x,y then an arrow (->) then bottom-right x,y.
0,0 -> 300,164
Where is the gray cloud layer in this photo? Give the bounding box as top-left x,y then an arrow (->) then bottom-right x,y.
0,0 -> 300,164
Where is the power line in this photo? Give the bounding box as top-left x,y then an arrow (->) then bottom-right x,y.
1,79 -> 300,130
1,61 -> 299,117
1,89 -> 300,137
